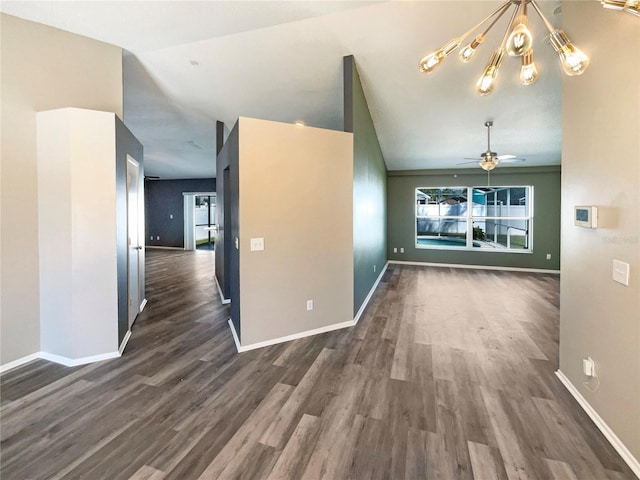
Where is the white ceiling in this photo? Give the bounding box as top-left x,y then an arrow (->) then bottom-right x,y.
2,0 -> 565,179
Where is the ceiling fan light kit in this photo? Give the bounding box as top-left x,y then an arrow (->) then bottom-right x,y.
419,0 -> 590,95
459,121 -> 525,172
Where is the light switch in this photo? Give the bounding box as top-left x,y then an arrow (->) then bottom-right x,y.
250,237 -> 265,251
613,259 -> 630,286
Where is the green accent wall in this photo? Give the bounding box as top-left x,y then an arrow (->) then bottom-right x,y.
344,56 -> 388,315
387,166 -> 560,270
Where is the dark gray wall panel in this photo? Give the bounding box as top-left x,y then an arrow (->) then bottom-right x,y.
115,117 -> 144,345
345,56 -> 388,316
387,167 -> 561,270
216,122 -> 239,305
145,178 -> 216,248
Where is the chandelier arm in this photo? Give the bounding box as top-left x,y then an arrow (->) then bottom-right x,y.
529,0 -> 556,33
459,0 -> 515,41
499,4 -> 522,49
479,2 -> 515,37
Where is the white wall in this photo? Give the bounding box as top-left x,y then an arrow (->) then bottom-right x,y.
0,14 -> 122,365
561,1 -> 640,462
238,117 -> 354,346
37,109 -> 119,359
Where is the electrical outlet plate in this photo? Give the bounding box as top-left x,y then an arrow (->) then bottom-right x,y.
306,300 -> 313,311
612,259 -> 630,286
250,237 -> 265,251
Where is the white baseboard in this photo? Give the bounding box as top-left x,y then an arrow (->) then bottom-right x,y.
1,349 -> 122,374
39,351 -> 120,367
215,275 -> 231,305
119,330 -> 132,355
389,260 -> 560,275
354,261 -> 389,324
555,370 -> 640,478
139,298 -> 148,312
0,353 -> 41,374
228,317 -> 356,353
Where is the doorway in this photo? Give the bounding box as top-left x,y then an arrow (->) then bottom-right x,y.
126,155 -> 143,329
183,192 -> 216,251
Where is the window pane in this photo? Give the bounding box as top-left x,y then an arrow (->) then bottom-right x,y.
417,187 -> 467,216
416,218 -> 467,247
472,187 -> 529,216
472,219 -> 529,249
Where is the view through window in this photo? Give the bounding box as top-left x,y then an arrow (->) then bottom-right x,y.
415,186 -> 532,251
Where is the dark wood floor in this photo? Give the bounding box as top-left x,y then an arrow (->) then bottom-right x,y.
0,250 -> 635,479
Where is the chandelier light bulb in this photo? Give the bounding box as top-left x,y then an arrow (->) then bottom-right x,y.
624,0 -> 640,15
550,30 -> 589,76
458,34 -> 485,63
520,49 -> 539,85
419,38 -> 460,73
476,49 -> 504,96
506,16 -> 533,56
602,0 -> 640,15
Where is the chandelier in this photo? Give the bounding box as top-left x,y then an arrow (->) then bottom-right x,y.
601,0 -> 640,16
419,0 -> 589,95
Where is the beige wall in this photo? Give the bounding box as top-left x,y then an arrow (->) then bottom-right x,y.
238,117 -> 354,345
561,1 -> 640,461
38,109 -> 119,359
0,14 -> 123,365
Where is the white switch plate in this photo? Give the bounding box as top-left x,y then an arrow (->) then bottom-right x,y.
583,357 -> 595,377
400,247 -> 405,253
546,254 -> 552,260
393,247 -> 397,253
306,300 -> 313,311
250,237 -> 264,251
613,259 -> 630,286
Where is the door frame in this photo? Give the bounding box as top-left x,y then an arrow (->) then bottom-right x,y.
126,155 -> 142,329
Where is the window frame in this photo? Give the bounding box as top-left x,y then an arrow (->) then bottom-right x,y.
415,186 -> 534,253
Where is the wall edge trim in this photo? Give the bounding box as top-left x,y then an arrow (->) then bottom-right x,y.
388,260 -> 560,274
228,318 -> 356,353
40,350 -> 120,367
0,353 -> 42,374
118,330 -> 132,355
216,276 -> 231,305
555,370 -> 640,478
354,261 -> 389,324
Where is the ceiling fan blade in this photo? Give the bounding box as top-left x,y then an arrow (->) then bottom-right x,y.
497,154 -> 516,160
499,158 -> 526,163
457,160 -> 480,165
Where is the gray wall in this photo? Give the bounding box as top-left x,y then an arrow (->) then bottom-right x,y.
387,167 -> 561,270
145,178 -> 216,248
116,117 -> 144,345
216,123 -> 239,305
344,56 -> 388,316
561,2 -> 639,460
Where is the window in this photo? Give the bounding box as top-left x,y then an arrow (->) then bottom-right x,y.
416,186 -> 532,252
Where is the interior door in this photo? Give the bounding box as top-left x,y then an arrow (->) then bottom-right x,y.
127,155 -> 141,328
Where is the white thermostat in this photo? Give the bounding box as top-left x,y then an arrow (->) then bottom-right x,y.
574,206 -> 597,228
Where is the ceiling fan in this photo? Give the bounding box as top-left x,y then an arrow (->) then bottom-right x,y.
458,121 -> 526,171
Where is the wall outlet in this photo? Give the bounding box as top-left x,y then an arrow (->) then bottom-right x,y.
169,214 -> 173,219
583,357 -> 595,377
156,236 -> 160,240
373,264 -> 376,273
546,253 -> 552,260
250,237 -> 265,251
400,247 -> 405,253
150,235 -> 153,241
306,300 -> 313,311
613,259 -> 630,286
393,247 -> 397,253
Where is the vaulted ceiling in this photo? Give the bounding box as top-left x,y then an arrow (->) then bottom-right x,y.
2,1 -> 564,179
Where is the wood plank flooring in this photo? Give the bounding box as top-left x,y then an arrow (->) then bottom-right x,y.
1,250 -> 635,479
